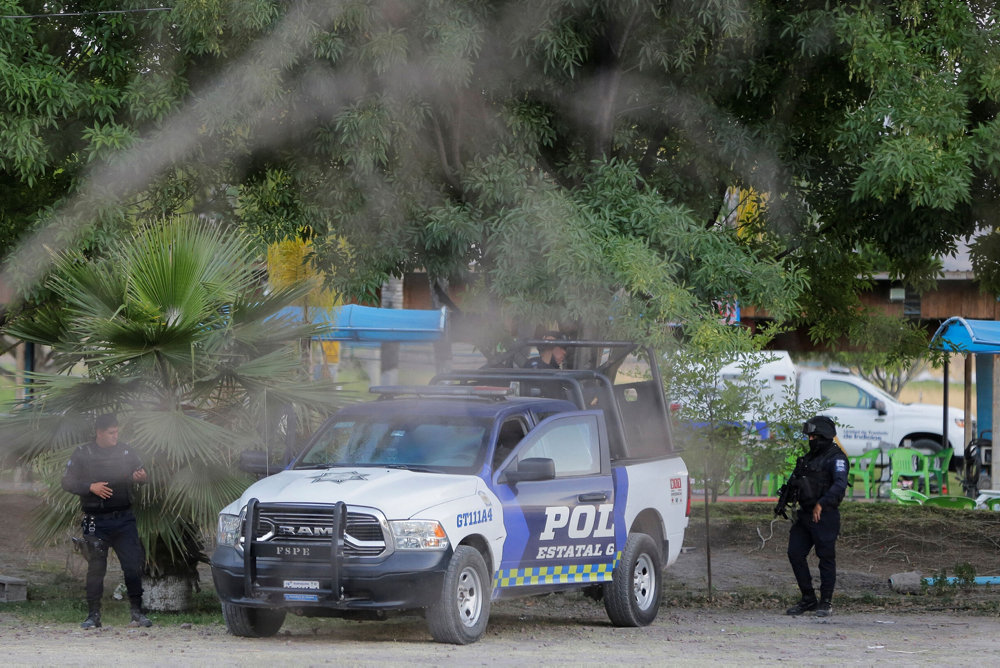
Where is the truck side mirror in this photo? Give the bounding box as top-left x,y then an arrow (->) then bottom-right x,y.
874,399 -> 887,416
502,457 -> 556,483
238,450 -> 272,476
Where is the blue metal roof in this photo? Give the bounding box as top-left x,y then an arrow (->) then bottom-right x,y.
272,305 -> 447,342
930,317 -> 1000,354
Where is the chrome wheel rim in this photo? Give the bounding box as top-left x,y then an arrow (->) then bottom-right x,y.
632,552 -> 655,610
456,565 -> 483,627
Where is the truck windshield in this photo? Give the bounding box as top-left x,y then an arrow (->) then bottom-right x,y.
294,416 -> 490,473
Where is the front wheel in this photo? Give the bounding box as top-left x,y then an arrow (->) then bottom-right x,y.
604,533 -> 662,627
426,545 -> 491,644
221,602 -> 286,637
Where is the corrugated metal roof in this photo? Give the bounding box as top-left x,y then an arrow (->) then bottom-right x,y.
930,317 -> 1000,353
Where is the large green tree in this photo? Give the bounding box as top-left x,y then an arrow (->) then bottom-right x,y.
2,1 -> 998,350
2,219 -> 340,589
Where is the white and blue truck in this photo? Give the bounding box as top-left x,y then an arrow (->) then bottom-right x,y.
210,340 -> 690,644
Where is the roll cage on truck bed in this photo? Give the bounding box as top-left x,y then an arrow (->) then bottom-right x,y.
435,339 -> 677,462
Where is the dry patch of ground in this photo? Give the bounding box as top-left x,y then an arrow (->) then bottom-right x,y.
3,490 -> 1000,664
673,500 -> 1000,610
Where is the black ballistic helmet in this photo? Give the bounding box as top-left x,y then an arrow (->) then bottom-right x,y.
802,415 -> 837,439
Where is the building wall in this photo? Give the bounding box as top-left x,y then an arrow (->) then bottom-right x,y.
403,273 -> 431,309
918,281 -> 998,320
403,272 -> 468,310
739,279 -> 997,353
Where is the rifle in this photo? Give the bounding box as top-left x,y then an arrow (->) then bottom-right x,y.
774,456 -> 806,519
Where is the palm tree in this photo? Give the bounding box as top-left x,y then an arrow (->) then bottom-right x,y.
3,218 -> 343,609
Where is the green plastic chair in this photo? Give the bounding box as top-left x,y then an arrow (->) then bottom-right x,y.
890,488 -> 928,505
985,497 -> 1000,511
772,452 -> 803,495
924,495 -> 976,509
928,447 -> 953,494
848,449 -> 882,499
888,447 -> 931,493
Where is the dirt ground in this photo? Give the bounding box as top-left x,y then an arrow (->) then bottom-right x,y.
3,489 -> 1000,665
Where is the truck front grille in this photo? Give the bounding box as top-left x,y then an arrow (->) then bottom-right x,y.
251,506 -> 388,558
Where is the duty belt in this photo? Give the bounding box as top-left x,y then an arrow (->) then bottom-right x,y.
83,508 -> 132,527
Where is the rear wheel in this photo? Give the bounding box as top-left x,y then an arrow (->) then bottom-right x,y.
426,545 -> 491,644
911,438 -> 943,456
604,532 -> 662,627
221,602 -> 286,637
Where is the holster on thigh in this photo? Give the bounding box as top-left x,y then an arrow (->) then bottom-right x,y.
73,534 -> 110,563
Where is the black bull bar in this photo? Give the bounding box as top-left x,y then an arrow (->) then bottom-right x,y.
242,497 -> 347,602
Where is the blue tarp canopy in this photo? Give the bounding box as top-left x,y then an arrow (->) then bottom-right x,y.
930,317 -> 1000,354
273,305 -> 447,342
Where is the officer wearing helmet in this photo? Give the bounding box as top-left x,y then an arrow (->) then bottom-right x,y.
785,415 -> 849,617
523,331 -> 568,369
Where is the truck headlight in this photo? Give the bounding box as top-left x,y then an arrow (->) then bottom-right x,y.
954,418 -> 966,430
389,520 -> 449,550
217,513 -> 242,548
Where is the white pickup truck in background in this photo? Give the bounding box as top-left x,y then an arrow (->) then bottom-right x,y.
718,353 -> 967,457
797,368 -> 967,457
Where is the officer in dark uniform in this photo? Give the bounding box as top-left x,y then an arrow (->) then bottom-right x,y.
61,413 -> 152,629
523,332 -> 567,369
785,415 -> 849,617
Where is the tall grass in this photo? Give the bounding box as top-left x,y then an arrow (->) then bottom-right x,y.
5,571 -> 225,627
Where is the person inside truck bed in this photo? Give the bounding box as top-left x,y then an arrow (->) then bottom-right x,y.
523,332 -> 567,369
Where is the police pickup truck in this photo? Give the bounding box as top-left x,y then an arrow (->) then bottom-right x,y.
210,340 -> 690,644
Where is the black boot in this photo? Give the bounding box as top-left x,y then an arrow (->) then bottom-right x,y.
81,604 -> 102,629
130,604 -> 152,628
815,597 -> 833,617
785,595 -> 818,616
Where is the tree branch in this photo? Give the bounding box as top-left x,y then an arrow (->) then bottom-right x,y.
430,112 -> 461,193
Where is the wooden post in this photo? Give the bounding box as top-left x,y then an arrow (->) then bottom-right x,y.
993,356 -> 1000,490
14,340 -> 24,401
964,355 -> 973,450
943,356 -> 949,455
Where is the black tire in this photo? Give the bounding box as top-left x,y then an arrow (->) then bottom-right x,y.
221,602 -> 286,638
426,545 -> 491,644
604,532 -> 662,627
911,438 -> 943,456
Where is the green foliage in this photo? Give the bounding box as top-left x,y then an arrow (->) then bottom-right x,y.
954,561 -> 978,587
3,1 -> 999,360
667,339 -> 823,501
833,349 -> 930,399
1,218 -> 343,575
5,575 -> 224,626
925,562 -> 978,595
969,228 -> 1000,296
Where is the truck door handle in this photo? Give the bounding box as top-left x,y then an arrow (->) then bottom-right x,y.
578,493 -> 607,502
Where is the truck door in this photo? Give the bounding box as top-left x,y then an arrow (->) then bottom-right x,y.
820,378 -> 891,453
492,412 -> 616,591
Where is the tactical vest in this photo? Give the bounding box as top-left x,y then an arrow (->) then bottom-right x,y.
794,442 -> 840,508
72,442 -> 140,513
